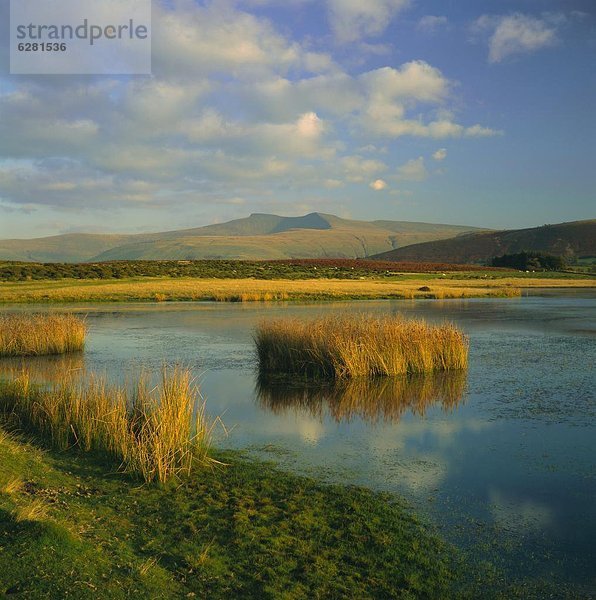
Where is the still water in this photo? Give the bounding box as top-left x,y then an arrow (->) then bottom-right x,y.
3,292 -> 595,591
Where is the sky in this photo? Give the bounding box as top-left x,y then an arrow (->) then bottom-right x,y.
0,0 -> 595,239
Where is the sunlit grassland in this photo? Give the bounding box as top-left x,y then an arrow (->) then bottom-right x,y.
255,314 -> 469,378
0,427 -> 479,599
0,367 -> 216,483
0,275 -> 576,304
0,313 -> 86,356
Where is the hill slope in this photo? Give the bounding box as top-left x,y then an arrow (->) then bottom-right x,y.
371,220 -> 596,264
0,213 -> 482,263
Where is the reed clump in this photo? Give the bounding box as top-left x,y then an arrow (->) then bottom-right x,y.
255,314 -> 468,378
0,313 -> 86,357
0,367 -> 216,483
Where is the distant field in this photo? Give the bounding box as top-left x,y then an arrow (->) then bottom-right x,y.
1,275 -> 594,304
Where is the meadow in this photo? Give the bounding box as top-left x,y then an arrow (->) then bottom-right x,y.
3,275 -> 583,304
0,426 -> 477,599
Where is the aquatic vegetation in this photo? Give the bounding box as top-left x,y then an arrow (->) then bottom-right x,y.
255,314 -> 469,378
257,370 -> 467,423
0,313 -> 86,357
0,367 -> 216,483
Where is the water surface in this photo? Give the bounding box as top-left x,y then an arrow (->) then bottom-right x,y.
3,293 -> 595,593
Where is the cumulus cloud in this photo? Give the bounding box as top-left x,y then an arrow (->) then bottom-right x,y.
0,0 -> 499,224
395,157 -> 428,182
432,148 -> 447,161
327,0 -> 410,43
472,13 -> 559,63
370,179 -> 388,191
417,15 -> 448,33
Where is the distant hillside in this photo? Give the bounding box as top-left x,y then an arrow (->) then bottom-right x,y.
0,213 -> 483,263
371,220 -> 596,264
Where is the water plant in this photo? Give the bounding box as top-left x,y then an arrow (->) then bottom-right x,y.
0,366 -> 216,483
255,314 -> 469,378
0,313 -> 86,357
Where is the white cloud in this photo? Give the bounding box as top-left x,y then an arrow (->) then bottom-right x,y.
327,0 -> 410,43
395,157 -> 428,182
370,179 -> 388,191
0,1 -> 500,221
432,148 -> 447,161
342,155 -> 387,183
417,15 -> 448,33
473,13 -> 559,63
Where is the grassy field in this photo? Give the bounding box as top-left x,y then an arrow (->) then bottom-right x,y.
2,275 -> 594,304
0,426 -> 468,599
255,315 -> 468,378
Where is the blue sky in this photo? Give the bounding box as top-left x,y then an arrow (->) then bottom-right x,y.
0,0 -> 594,238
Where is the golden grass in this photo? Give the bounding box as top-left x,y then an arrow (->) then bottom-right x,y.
0,367 -> 217,483
0,276 -> 560,304
0,313 -> 86,356
1,476 -> 23,496
255,314 -> 469,378
13,498 -> 49,523
257,370 -> 467,424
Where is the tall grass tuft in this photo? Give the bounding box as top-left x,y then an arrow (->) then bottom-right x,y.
0,313 -> 86,357
0,367 -> 216,483
255,314 -> 468,378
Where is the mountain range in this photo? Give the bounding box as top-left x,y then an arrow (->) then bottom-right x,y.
0,213 -> 593,264
0,213 -> 483,263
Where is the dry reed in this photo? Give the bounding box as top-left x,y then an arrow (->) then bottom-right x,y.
0,367 -> 216,483
0,313 -> 86,357
255,314 -> 468,378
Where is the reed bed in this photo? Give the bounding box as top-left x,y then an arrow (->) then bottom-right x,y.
0,367 -> 216,483
0,313 -> 86,357
255,314 -> 469,378
257,370 -> 467,424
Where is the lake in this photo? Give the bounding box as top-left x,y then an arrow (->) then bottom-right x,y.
2,291 -> 595,593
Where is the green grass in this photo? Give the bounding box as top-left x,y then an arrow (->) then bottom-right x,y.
0,426 -> 584,599
255,314 -> 469,378
0,427 -> 464,599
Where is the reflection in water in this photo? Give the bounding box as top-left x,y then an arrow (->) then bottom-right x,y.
256,370 -> 467,424
0,353 -> 86,384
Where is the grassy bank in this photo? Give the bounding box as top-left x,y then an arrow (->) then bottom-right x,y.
0,426 -> 466,599
0,368 -> 214,483
0,313 -> 86,356
256,315 -> 468,378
